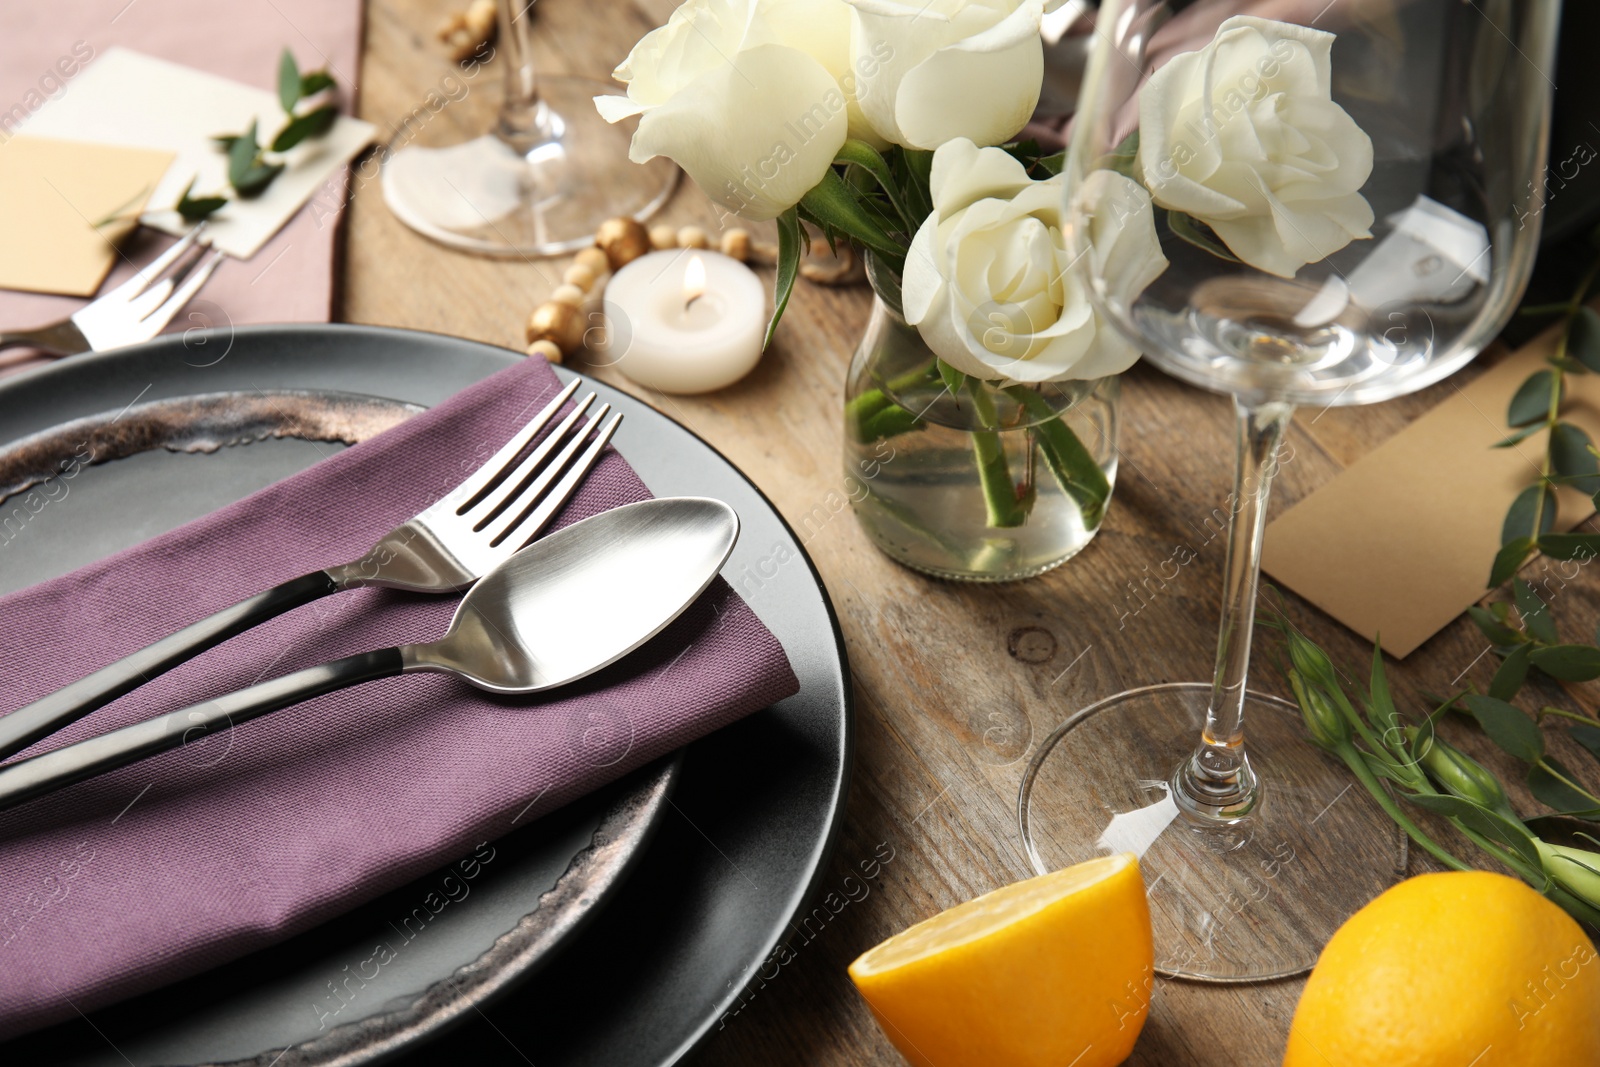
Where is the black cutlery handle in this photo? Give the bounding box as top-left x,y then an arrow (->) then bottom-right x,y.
0,647 -> 404,813
0,571 -> 340,761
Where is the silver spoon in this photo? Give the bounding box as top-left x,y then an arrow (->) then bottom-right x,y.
0,497 -> 739,813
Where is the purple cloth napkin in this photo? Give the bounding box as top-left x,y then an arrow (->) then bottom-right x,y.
0,357 -> 798,1039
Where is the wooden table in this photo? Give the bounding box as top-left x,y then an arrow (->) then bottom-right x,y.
344,2 -> 1563,1063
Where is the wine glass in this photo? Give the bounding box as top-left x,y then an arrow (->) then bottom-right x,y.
1019,0 -> 1559,981
382,0 -> 676,257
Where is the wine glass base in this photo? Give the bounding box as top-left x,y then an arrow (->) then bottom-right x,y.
381,75 -> 678,258
1018,682 -> 1407,982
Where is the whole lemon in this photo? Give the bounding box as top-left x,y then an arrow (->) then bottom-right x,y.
1284,871 -> 1600,1066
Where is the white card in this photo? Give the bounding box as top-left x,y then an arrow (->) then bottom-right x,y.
20,47 -> 375,260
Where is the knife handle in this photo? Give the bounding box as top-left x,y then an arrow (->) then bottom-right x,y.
0,571 -> 340,761
0,648 -> 404,813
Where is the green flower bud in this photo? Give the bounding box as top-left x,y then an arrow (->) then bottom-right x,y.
1286,634 -> 1339,690
1539,840 -> 1600,909
1290,669 -> 1348,752
1411,730 -> 1512,814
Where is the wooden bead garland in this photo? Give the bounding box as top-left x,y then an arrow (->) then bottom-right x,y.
525,216 -> 761,364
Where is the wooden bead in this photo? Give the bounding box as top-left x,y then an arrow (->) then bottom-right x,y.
574,246 -> 610,275
526,301 -> 584,354
595,216 -> 652,270
720,228 -> 751,261
676,225 -> 710,250
551,283 -> 586,306
526,339 -> 564,364
563,263 -> 597,291
649,224 -> 677,251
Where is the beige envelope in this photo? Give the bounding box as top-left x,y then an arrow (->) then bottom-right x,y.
0,134 -> 175,297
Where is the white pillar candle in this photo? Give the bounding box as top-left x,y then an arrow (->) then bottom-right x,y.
602,250 -> 766,394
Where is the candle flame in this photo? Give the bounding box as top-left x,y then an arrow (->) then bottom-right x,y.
683,254 -> 707,310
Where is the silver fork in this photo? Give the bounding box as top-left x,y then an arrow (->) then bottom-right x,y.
0,225 -> 226,357
0,377 -> 621,760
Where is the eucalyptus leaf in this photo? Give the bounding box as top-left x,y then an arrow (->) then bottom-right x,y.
299,70 -> 335,97
227,119 -> 260,188
1539,531 -> 1600,561
1461,693 -> 1545,762
211,133 -> 240,153
1528,758 -> 1600,818
270,104 -> 337,152
277,48 -> 302,113
1489,643 -> 1532,701
1492,422 -> 1545,449
1550,422 -> 1600,494
1529,644 -> 1600,681
1569,307 -> 1600,373
1489,535 -> 1536,588
1514,578 -> 1558,644
1502,484 -> 1556,545
173,177 -> 227,223
1508,368 -> 1559,427
1468,604 -> 1524,647
1570,723 -> 1600,764
763,207 -> 802,351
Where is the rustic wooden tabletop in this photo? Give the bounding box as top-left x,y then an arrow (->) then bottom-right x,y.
343,1 -> 1555,1064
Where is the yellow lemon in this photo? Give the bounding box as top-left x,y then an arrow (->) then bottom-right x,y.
1284,871 -> 1600,1066
848,853 -> 1152,1067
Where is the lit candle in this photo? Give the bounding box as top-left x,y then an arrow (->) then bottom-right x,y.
602,250 -> 766,394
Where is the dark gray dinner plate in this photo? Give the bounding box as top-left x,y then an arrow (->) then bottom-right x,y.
0,325 -> 852,1066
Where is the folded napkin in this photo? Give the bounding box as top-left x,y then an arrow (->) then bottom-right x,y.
0,358 -> 798,1039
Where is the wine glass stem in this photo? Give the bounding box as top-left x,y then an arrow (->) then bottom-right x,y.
1175,397 -> 1293,818
496,0 -> 552,148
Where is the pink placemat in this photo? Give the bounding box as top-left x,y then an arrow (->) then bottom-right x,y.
0,0 -> 364,377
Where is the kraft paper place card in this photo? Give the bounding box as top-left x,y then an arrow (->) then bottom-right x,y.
0,135 -> 175,297
19,48 -> 375,260
1262,319 -> 1600,658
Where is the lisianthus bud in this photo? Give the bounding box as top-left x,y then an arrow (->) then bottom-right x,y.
1411,730 -> 1512,815
1290,669 -> 1348,751
1538,841 -> 1600,909
1286,633 -> 1339,691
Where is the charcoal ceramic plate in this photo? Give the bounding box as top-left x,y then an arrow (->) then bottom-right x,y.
0,325 -> 851,1066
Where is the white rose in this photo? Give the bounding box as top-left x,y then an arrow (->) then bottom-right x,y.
594,0 -> 860,221
903,139 -> 1167,383
1138,15 -> 1374,278
843,0 -> 1047,151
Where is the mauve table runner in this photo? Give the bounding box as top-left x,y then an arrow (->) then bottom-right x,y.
0,357 -> 798,1039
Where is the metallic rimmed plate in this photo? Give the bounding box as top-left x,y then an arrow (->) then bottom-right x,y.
0,325 -> 852,1066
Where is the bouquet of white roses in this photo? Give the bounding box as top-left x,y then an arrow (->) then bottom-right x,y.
597,3 -> 1373,533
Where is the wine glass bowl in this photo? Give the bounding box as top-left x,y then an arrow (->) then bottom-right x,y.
1020,0 -> 1560,981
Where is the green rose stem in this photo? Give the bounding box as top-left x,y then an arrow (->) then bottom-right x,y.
1005,385 -> 1112,529
967,378 -> 1027,529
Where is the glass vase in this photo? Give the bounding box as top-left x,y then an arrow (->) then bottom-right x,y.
843,277 -> 1120,582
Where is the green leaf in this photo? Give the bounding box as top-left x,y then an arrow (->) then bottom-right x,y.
1490,643 -> 1533,701
1468,604 -> 1525,647
277,49 -> 302,113
900,148 -> 933,220
299,70 -> 335,97
270,104 -> 337,152
936,358 -> 965,399
1538,532 -> 1600,561
763,206 -> 801,351
1551,422 -> 1600,494
1369,643 -> 1399,735
797,169 -> 905,261
1166,211 -> 1240,263
1405,791 -> 1543,869
1492,422 -> 1546,449
1503,484 -> 1557,545
175,176 -> 228,222
211,133 -> 240,153
1004,385 -> 1113,529
834,139 -> 917,234
1529,644 -> 1600,681
1489,535 -> 1536,588
1508,369 -> 1559,427
1035,151 -> 1065,176
1571,723 -> 1600,764
227,119 -> 259,186
1529,758 -> 1600,818
1461,693 -> 1545,762
1570,307 -> 1600,373
1514,578 -> 1558,644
